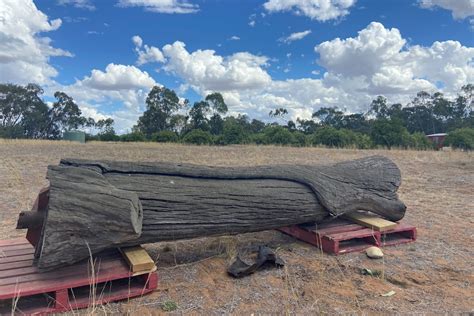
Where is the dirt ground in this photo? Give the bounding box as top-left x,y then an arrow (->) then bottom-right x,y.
0,140 -> 473,314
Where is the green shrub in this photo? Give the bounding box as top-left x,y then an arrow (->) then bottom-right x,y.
310,127 -> 372,149
182,129 -> 213,145
249,133 -> 268,145
120,132 -> 146,142
370,119 -> 409,149
445,128 -> 474,150
152,130 -> 179,143
263,126 -> 295,145
404,132 -> 433,150
98,132 -> 120,142
310,126 -> 349,147
292,131 -> 309,147
219,122 -> 249,144
352,132 -> 373,149
85,133 -> 98,141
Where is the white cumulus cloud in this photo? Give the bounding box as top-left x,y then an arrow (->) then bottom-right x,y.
161,41 -> 272,92
418,0 -> 474,20
279,30 -> 312,43
132,35 -> 143,47
263,0 -> 356,21
117,0 -> 199,14
132,35 -> 165,65
315,22 -> 474,94
80,63 -> 157,90
0,0 -> 72,84
152,22 -> 473,125
56,64 -> 159,133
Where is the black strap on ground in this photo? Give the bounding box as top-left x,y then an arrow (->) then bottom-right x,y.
227,246 -> 284,278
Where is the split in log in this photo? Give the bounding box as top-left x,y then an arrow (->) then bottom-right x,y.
17,155 -> 406,269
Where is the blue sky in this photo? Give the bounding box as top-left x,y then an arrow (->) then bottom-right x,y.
1,0 -> 473,132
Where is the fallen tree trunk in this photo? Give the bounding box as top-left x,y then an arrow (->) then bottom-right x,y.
17,155 -> 406,269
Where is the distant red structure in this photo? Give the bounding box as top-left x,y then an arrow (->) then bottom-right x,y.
426,133 -> 447,149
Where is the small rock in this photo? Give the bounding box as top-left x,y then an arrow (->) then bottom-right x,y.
366,246 -> 384,259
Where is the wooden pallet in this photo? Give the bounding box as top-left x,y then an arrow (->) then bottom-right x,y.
0,238 -> 158,315
277,218 -> 416,255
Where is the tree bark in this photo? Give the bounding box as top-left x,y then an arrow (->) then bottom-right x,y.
105,173 -> 327,245
20,155 -> 406,269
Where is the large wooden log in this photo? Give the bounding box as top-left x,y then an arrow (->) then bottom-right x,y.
18,155 -> 406,269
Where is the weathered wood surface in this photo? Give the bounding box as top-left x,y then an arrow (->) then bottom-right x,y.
343,211 -> 398,231
20,155 -> 406,269
38,166 -> 143,269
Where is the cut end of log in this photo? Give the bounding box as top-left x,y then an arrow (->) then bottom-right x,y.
35,165 -> 144,269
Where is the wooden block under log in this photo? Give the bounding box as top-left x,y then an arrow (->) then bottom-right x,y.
343,212 -> 397,231
120,245 -> 156,274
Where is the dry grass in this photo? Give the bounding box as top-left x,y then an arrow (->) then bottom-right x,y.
0,140 -> 473,314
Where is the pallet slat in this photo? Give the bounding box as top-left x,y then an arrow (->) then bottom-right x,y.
0,238 -> 158,314
313,223 -> 363,235
325,228 -> 377,241
0,254 -> 34,264
0,255 -> 125,287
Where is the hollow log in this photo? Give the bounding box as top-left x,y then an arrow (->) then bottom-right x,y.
17,155 -> 406,269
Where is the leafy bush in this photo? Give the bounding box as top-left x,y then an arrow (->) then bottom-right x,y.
292,131 -> 309,147
370,119 -> 409,149
152,130 -> 179,143
120,132 -> 146,142
310,127 -> 349,147
310,127 -> 373,149
263,126 -> 295,145
445,128 -> 474,150
249,133 -> 268,145
182,129 -> 213,145
404,132 -> 433,150
218,121 -> 249,145
351,132 -> 373,149
98,132 -> 120,142
85,133 -> 98,141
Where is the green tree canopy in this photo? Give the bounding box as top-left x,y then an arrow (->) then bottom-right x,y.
136,86 -> 184,137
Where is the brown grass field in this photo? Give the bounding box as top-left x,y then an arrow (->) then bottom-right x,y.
0,140 -> 473,314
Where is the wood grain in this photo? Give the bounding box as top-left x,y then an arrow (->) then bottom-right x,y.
343,212 -> 398,231
25,155 -> 405,269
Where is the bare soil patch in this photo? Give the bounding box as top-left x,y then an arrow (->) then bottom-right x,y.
1,140 -> 472,314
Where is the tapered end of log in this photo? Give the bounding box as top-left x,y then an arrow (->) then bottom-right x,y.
310,155 -> 406,221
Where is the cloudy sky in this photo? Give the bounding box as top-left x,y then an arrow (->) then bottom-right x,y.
1,0 -> 473,133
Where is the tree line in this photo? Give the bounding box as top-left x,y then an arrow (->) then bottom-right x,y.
0,83 -> 115,140
1,82 -> 473,149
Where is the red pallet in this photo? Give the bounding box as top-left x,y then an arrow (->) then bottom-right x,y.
277,218 -> 416,255
0,238 -> 158,315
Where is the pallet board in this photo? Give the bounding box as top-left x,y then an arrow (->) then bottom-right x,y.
0,238 -> 158,315
343,212 -> 397,231
277,218 -> 416,255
